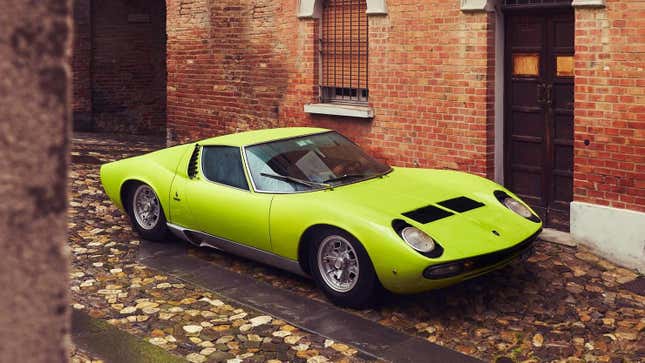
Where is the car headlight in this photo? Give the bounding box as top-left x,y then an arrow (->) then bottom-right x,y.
502,197 -> 533,218
401,227 -> 436,253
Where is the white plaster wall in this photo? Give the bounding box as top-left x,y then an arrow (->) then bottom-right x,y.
571,202 -> 645,273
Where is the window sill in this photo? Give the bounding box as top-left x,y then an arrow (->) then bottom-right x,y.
572,0 -> 605,8
304,103 -> 374,119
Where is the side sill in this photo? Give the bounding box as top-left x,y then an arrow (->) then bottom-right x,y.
167,223 -> 308,277
304,103 -> 374,119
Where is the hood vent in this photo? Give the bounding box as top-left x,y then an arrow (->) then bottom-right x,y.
438,196 -> 484,213
402,205 -> 454,224
402,196 -> 484,224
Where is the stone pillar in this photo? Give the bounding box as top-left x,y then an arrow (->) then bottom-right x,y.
0,0 -> 71,361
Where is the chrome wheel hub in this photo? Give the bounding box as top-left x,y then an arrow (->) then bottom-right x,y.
317,235 -> 359,293
133,185 -> 160,230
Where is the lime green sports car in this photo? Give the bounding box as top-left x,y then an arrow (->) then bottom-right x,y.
101,127 -> 542,308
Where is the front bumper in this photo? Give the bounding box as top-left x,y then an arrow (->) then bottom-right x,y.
423,228 -> 541,280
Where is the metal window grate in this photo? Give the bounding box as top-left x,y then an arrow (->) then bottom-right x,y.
503,0 -> 572,9
320,0 -> 368,104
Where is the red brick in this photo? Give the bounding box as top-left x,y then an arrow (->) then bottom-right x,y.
165,0 -> 496,178
160,0 -> 645,213
574,1 -> 644,212
72,0 -> 166,135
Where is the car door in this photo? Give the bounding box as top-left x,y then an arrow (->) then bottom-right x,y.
183,145 -> 273,252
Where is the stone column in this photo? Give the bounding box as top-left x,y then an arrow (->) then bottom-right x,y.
0,0 -> 71,361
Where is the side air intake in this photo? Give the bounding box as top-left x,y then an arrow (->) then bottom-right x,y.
187,144 -> 200,179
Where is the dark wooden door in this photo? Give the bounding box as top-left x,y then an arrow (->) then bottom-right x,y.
505,11 -> 574,230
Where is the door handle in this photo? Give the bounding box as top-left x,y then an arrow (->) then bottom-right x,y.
537,83 -> 546,104
545,84 -> 553,105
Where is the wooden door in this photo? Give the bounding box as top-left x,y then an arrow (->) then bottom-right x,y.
505,11 -> 574,230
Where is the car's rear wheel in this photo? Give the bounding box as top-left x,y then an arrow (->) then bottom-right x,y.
309,228 -> 381,308
126,183 -> 168,241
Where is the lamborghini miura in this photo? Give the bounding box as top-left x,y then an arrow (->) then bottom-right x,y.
100,128 -> 542,307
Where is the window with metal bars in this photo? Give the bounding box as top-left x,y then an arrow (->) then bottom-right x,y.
320,0 -> 368,104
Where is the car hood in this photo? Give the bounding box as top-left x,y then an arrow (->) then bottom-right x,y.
324,167 -> 540,258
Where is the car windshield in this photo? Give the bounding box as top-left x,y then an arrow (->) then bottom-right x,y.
245,131 -> 391,193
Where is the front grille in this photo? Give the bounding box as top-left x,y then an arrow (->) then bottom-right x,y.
402,205 -> 453,224
466,234 -> 535,270
423,229 -> 542,279
438,196 -> 484,213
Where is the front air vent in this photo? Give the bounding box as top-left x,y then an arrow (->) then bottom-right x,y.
438,196 -> 484,213
187,144 -> 200,179
402,205 -> 453,224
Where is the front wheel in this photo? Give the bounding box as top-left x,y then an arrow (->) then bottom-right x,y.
126,183 -> 168,241
309,229 -> 381,308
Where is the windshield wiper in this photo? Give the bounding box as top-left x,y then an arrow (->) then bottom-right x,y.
260,173 -> 331,189
323,173 -> 367,183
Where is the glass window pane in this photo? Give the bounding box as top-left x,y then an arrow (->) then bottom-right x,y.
513,53 -> 540,77
245,131 -> 390,193
556,55 -> 574,77
202,146 -> 249,190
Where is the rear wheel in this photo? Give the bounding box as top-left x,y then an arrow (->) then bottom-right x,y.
309,229 -> 381,308
126,183 -> 168,241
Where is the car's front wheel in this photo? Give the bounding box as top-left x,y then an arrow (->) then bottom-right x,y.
126,183 -> 168,241
309,229 -> 381,308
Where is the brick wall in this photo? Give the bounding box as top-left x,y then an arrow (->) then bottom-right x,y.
72,0 -> 92,130
72,0 -> 167,135
166,0 -> 644,213
166,0 -> 496,177
574,0 -> 645,212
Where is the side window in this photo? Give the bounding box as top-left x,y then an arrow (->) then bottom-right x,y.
201,146 -> 249,190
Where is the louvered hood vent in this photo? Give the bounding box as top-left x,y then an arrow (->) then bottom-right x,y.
402,205 -> 453,224
402,197 -> 484,224
438,196 -> 484,213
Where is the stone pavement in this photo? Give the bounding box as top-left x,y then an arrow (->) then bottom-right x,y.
69,133 -> 644,362
71,347 -> 103,363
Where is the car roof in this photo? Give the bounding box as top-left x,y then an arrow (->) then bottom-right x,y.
198,127 -> 331,147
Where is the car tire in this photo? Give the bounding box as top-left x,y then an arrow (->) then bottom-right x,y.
125,183 -> 169,241
309,228 -> 382,309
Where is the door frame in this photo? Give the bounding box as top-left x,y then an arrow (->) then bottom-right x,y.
501,4 -> 575,229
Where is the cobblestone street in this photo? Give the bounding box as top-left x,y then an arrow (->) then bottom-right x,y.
69,133 -> 644,362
